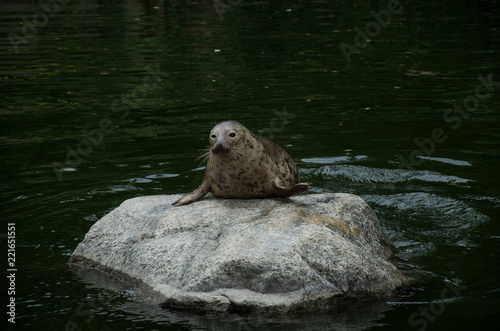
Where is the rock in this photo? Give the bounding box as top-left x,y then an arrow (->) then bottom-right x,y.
69,193 -> 408,313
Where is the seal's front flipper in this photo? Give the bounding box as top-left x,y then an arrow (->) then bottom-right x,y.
172,181 -> 211,206
272,178 -> 311,198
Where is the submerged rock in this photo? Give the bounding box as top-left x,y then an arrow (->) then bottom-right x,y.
69,193 -> 407,313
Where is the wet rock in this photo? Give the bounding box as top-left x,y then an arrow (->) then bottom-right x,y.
69,193 -> 407,313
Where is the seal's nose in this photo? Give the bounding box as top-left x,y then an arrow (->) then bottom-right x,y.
212,142 -> 225,154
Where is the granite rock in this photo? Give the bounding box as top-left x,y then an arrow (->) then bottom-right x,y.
69,193 -> 407,312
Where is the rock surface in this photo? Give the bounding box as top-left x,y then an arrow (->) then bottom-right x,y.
69,193 -> 408,313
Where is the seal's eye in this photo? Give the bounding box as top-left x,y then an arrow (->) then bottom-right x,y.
229,132 -> 236,138
211,134 -> 216,139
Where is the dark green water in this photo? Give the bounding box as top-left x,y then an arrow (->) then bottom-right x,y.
1,0 -> 499,330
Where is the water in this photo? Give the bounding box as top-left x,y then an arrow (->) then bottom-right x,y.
1,0 -> 499,330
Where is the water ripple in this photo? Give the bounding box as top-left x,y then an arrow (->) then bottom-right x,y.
362,192 -> 489,257
304,165 -> 472,184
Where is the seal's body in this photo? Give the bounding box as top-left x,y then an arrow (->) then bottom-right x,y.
173,121 -> 310,206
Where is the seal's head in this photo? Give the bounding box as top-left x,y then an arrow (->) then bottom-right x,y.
209,121 -> 248,156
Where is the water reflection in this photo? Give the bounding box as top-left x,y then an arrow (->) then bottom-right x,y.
72,266 -> 398,331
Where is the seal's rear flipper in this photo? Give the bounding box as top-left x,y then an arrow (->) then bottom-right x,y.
272,178 -> 311,198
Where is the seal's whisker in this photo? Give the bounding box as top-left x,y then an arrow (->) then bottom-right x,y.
230,149 -> 245,165
196,148 -> 211,167
236,151 -> 245,164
